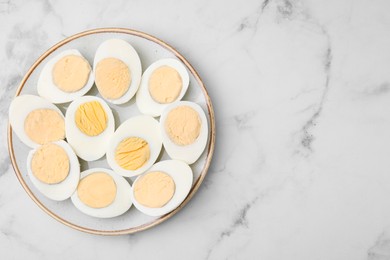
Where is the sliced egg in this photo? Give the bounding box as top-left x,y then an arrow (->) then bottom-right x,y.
37,49 -> 94,104
71,168 -> 132,218
130,160 -> 193,217
106,115 -> 162,177
65,96 -> 115,161
160,101 -> 208,164
26,140 -> 80,201
93,39 -> 142,104
136,58 -> 189,117
9,94 -> 65,148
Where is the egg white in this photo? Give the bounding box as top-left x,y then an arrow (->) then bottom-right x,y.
160,101 -> 208,164
106,115 -> 162,177
136,58 -> 190,117
9,94 -> 65,148
37,49 -> 94,104
65,96 -> 115,161
130,160 -> 193,217
71,168 -> 132,218
93,39 -> 142,104
26,140 -> 80,201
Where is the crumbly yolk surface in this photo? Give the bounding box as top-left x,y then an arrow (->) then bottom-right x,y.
115,137 -> 150,171
134,171 -> 175,208
24,109 -> 65,145
31,143 -> 70,184
95,58 -> 131,100
148,66 -> 182,104
165,106 -> 201,146
52,55 -> 91,92
75,101 -> 107,136
77,172 -> 117,208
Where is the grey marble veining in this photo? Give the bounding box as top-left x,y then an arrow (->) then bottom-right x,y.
2,0 -> 390,259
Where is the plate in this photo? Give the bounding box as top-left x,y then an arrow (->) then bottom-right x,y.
7,28 -> 215,235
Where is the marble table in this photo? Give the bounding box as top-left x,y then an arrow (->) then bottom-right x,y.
1,0 -> 390,259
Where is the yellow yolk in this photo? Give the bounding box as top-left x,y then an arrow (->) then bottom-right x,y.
52,55 -> 91,92
115,137 -> 150,171
95,58 -> 131,100
165,106 -> 201,145
31,143 -> 70,184
75,101 -> 108,136
134,171 -> 175,208
24,109 -> 65,145
148,66 -> 182,104
77,172 -> 117,208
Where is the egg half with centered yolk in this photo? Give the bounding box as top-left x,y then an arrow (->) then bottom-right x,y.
106,115 -> 162,177
65,96 -> 115,161
160,101 -> 208,164
136,58 -> 189,117
93,39 -> 142,104
27,140 -> 80,201
9,95 -> 65,148
37,49 -> 94,104
71,168 -> 132,218
130,160 -> 193,217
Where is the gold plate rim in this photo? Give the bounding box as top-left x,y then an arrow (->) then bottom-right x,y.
7,27 -> 216,236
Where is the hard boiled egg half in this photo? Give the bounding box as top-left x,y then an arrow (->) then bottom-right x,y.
93,39 -> 142,104
65,96 -> 115,161
27,140 -> 80,201
37,49 -> 94,104
136,58 -> 189,117
106,115 -> 162,177
160,101 -> 208,164
130,160 -> 193,217
71,168 -> 132,218
9,95 -> 65,148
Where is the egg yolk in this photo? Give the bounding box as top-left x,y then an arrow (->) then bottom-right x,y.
165,106 -> 201,146
75,101 -> 108,136
134,171 -> 175,208
115,137 -> 150,171
95,58 -> 132,100
24,109 -> 65,145
52,55 -> 91,92
31,143 -> 70,184
77,172 -> 117,208
148,66 -> 182,104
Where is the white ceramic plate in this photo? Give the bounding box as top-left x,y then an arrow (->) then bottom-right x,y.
8,28 -> 215,235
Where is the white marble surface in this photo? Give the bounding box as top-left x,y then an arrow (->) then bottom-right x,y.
2,0 -> 390,259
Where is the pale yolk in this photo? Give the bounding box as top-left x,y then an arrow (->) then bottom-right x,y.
165,106 -> 201,146
52,55 -> 91,92
95,58 -> 131,100
134,171 -> 175,208
148,66 -> 182,104
75,101 -> 108,136
24,109 -> 65,145
31,143 -> 70,184
77,172 -> 117,208
115,137 -> 150,171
